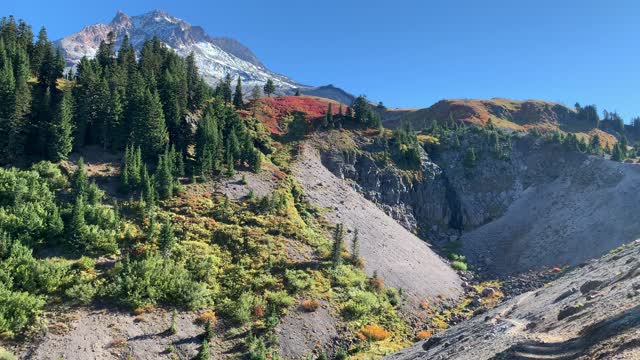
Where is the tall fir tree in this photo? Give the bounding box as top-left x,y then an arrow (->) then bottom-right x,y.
325,103 -> 333,128
0,48 -> 15,161
67,194 -> 87,251
158,219 -> 176,256
220,74 -> 232,103
48,91 -> 74,161
130,88 -> 169,158
233,76 -> 244,109
351,228 -> 360,263
72,157 -> 89,197
331,223 -> 345,267
156,153 -> 174,199
195,110 -> 221,177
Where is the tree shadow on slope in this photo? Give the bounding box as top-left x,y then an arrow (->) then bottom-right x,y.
490,305 -> 640,360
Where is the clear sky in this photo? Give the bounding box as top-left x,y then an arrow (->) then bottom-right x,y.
5,0 -> 640,119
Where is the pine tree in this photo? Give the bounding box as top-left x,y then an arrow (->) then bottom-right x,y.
31,26 -> 49,75
156,154 -> 174,199
248,148 -> 262,173
141,165 -> 155,207
353,96 -> 369,124
325,103 -> 333,128
107,89 -> 124,150
195,110 -> 221,178
8,46 -> 32,159
131,88 -> 169,158
263,79 -> 275,97
0,49 -> 15,161
196,339 -> 210,360
67,194 -> 86,251
158,218 -> 176,256
351,228 -> 360,262
96,31 -> 116,68
612,143 -> 624,162
331,223 -> 345,267
186,52 -> 204,111
204,319 -> 214,340
226,151 -> 235,177
49,90 -> 74,161
233,76 -> 244,109
117,34 -> 137,72
72,158 -> 89,197
294,88 -> 301,96
221,74 -> 232,103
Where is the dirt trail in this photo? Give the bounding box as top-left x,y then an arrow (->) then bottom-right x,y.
294,143 -> 463,313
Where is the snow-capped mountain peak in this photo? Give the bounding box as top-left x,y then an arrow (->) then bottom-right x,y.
57,10 -> 295,91
56,10 -> 354,102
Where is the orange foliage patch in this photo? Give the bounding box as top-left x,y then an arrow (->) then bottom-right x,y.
301,299 -> 320,312
196,310 -> 217,325
416,330 -> 433,340
360,324 -> 391,341
132,304 -> 155,315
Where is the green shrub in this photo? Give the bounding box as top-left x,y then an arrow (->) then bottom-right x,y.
65,280 -> 99,305
3,242 -> 70,294
331,264 -> 366,288
225,291 -> 255,325
30,161 -> 67,191
106,254 -> 209,309
342,289 -> 380,320
0,168 -> 63,247
264,290 -> 294,313
284,269 -> 314,293
75,256 -> 97,271
0,283 -> 45,335
452,261 -> 468,271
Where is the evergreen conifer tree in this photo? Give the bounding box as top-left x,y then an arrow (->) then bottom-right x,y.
158,219 -> 176,256
263,79 -> 275,97
351,228 -> 360,262
72,158 -> 89,197
331,223 -> 345,267
233,77 -> 244,109
156,154 -> 174,199
49,91 -> 74,161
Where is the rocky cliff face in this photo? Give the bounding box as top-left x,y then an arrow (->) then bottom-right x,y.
318,130 -> 640,276
319,133 -> 552,240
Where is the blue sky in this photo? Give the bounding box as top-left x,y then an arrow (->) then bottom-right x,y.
5,0 -> 640,119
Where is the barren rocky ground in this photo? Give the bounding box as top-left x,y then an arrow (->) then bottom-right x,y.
13,308 -> 228,360
461,153 -> 640,276
385,240 -> 640,360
